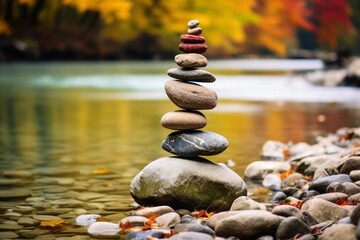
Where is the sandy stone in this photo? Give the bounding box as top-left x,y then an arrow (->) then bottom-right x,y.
164,80 -> 217,110
175,53 -> 208,68
188,27 -> 202,35
161,110 -> 207,130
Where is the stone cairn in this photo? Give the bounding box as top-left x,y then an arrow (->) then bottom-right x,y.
161,19 -> 228,157
130,20 -> 247,212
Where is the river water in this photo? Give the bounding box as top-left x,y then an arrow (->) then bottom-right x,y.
0,61 -> 359,236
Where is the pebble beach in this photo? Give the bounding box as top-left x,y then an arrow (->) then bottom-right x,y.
1,20 -> 360,240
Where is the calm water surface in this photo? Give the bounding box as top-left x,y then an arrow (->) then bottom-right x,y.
0,62 -> 360,225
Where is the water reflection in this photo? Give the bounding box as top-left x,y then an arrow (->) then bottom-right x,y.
1,89 -> 359,178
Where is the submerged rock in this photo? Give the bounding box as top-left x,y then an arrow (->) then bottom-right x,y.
130,157 -> 247,212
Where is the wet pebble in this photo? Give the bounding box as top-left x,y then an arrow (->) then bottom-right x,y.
173,223 -> 215,235
275,216 -> 310,239
301,198 -> 350,222
0,188 -> 32,199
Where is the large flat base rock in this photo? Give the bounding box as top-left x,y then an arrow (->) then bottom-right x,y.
130,157 -> 247,212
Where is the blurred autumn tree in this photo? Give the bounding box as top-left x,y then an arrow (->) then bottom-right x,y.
0,0 -> 358,60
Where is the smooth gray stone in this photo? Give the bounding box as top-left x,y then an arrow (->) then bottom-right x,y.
301,198 -> 350,223
167,68 -> 215,82
162,130 -> 228,157
0,231 -> 19,239
215,210 -> 282,240
130,157 -> 247,212
155,212 -> 181,228
326,182 -> 360,195
312,192 -> 348,203
165,80 -> 217,110
128,230 -> 164,239
308,174 -> 352,193
133,206 -> 174,217
230,196 -> 266,211
169,232 -> 213,240
173,223 -> 214,235
340,157 -> 360,174
276,217 -> 310,239
206,211 -> 239,229
271,205 -> 303,219
318,224 -> 356,240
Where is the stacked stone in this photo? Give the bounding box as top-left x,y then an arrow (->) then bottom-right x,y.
130,20 -> 247,212
161,19 -> 228,157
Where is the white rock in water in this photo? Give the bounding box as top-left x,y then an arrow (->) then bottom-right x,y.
262,174 -> 282,187
244,161 -> 291,180
87,222 -> 120,236
261,141 -> 287,160
76,214 -> 101,226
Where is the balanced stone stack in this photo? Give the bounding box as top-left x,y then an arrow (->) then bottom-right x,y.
130,20 -> 247,212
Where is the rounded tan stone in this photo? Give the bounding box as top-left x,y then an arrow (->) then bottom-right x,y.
188,27 -> 202,35
175,54 -> 208,68
161,110 -> 207,130
164,80 -> 217,110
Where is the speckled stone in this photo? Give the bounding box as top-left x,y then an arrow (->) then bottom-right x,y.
162,130 -> 228,157
175,54 -> 208,68
179,43 -> 207,53
165,80 -> 217,110
161,110 -> 207,130
187,19 -> 200,29
167,68 -> 215,82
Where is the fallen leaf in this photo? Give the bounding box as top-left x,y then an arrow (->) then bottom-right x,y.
92,167 -> 113,175
280,169 -> 293,179
335,197 -> 356,206
96,217 -> 110,222
142,213 -> 159,230
193,209 -> 215,219
280,199 -> 306,209
40,219 -> 68,228
119,221 -> 134,229
255,188 -> 270,194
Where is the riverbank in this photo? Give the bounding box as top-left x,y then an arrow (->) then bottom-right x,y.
0,126 -> 359,239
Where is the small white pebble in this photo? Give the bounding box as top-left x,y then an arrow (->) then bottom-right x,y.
262,173 -> 282,187
87,222 -> 120,236
76,214 -> 100,226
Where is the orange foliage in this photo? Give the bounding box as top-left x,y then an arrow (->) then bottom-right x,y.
193,209 -> 215,219
92,167 -> 113,174
335,197 -> 356,206
119,220 -> 134,229
246,0 -> 314,56
255,188 -> 270,194
280,199 -> 306,209
40,219 -> 69,232
280,169 -> 293,179
143,213 -> 159,230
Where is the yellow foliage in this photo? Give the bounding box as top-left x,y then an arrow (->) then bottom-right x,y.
92,167 -> 113,174
62,0 -> 133,23
19,0 -> 36,6
40,219 -> 68,228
